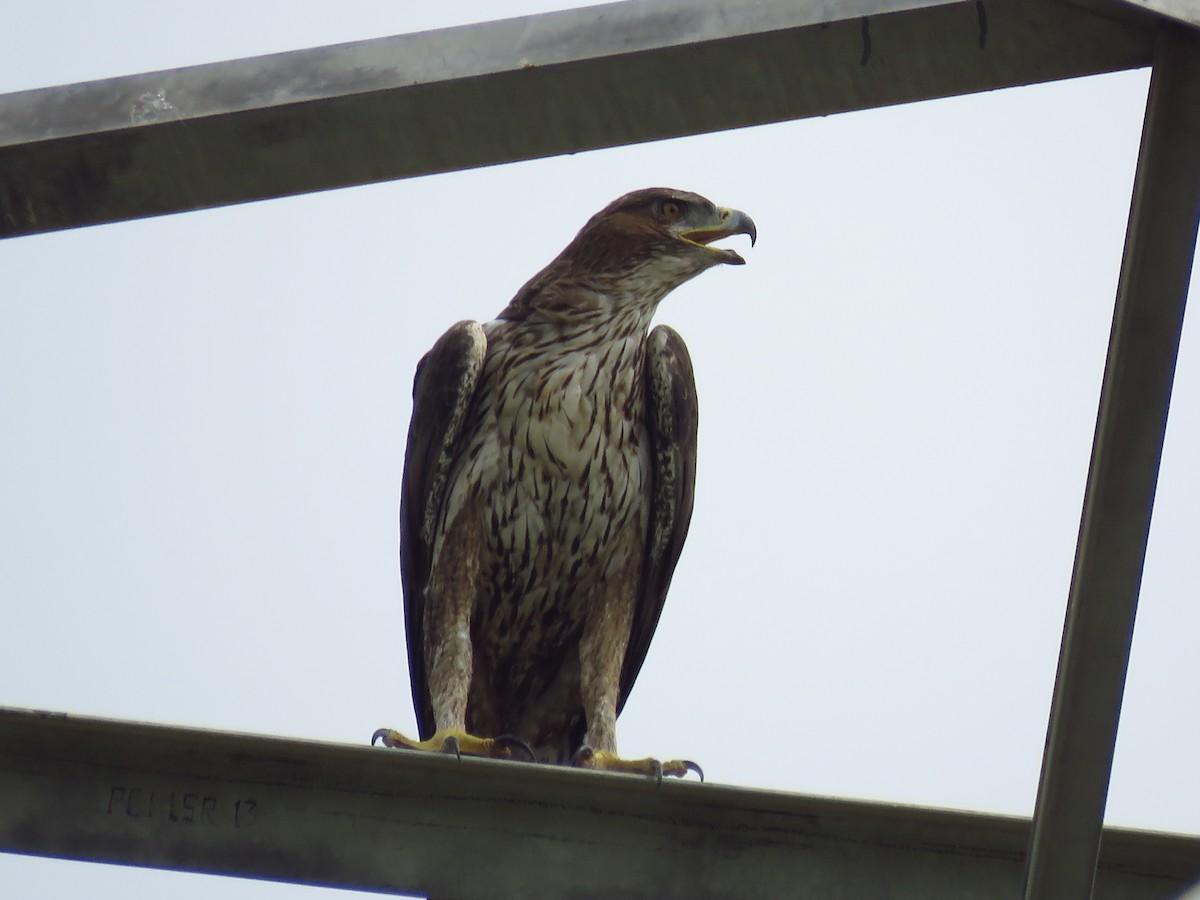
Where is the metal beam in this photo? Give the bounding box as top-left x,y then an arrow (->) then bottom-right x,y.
0,708 -> 1197,899
1118,0 -> 1200,28
0,0 -> 1158,238
1024,23 -> 1200,900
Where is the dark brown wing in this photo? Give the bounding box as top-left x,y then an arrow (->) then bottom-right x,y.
400,320 -> 487,739
617,324 -> 699,714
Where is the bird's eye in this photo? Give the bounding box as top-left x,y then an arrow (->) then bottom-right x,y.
661,200 -> 684,221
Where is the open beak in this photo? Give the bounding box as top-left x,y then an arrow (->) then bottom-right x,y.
681,207 -> 757,265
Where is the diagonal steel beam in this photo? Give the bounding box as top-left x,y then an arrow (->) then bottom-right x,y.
1,707 -> 1198,899
1023,22 -> 1200,900
0,0 -> 1158,238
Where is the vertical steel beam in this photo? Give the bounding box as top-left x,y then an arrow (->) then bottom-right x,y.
1023,23 -> 1200,900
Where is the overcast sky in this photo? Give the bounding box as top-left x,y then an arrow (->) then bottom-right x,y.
2,2 -> 1198,897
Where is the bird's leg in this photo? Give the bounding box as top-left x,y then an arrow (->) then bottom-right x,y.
375,616 -> 535,760
570,552 -> 701,780
576,554 -> 635,758
372,727 -> 535,761
572,745 -> 703,782
375,515 -> 533,762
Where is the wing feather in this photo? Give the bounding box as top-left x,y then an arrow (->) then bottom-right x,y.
618,324 -> 698,713
400,320 -> 487,739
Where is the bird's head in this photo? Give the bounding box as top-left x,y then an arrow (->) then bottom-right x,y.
568,187 -> 757,281
504,188 -> 755,323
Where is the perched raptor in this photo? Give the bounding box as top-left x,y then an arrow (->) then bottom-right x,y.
374,188 -> 755,777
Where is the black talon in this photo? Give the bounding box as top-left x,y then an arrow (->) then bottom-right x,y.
494,734 -> 538,762
442,735 -> 463,761
683,760 -> 704,783
371,728 -> 393,747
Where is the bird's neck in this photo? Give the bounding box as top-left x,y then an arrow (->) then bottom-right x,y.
489,301 -> 652,362
499,250 -> 702,334
500,280 -> 663,340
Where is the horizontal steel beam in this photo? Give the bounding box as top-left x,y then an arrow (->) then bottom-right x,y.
0,0 -> 1159,238
1125,0 -> 1200,28
0,707 -> 1197,899
1024,22 -> 1200,900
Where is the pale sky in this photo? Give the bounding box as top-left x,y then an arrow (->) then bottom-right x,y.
2,2 -> 1198,897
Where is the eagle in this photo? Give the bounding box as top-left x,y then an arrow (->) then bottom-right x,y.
374,188 -> 755,777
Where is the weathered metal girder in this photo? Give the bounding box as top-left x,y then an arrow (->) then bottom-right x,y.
0,0 -> 1160,237
0,708 -> 1197,899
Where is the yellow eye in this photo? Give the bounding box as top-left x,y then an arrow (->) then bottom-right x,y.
661,200 -> 684,221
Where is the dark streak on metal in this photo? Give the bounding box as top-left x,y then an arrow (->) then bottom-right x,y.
977,1 -> 989,49
861,17 -> 873,66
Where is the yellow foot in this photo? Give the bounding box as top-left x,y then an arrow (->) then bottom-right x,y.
371,727 -> 535,762
571,746 -> 703,782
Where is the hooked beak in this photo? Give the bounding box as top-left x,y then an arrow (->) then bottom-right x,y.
680,207 -> 757,265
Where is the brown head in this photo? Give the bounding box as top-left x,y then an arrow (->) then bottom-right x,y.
502,187 -> 756,322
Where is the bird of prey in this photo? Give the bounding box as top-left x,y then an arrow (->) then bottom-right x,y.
374,188 -> 755,777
